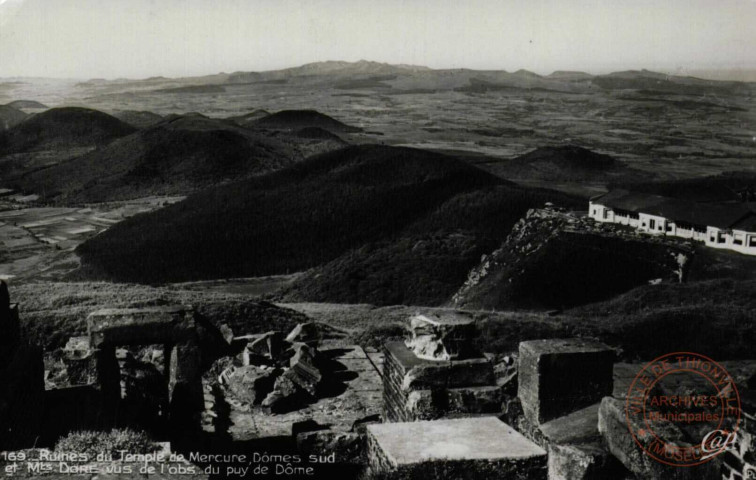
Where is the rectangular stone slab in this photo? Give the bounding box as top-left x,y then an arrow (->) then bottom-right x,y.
385,341 -> 494,389
367,417 -> 547,479
88,306 -> 196,347
539,403 -> 602,445
519,338 -> 615,424
598,396 -> 719,480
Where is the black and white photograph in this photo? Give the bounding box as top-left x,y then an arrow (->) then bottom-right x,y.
0,1 -> 755,478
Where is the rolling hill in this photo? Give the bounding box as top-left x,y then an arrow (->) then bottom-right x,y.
74,145 -> 558,284
252,109 -> 362,133
6,100 -> 48,111
276,185 -> 580,306
0,107 -> 136,154
612,171 -> 756,203
10,114 -> 308,202
0,105 -> 27,130
226,60 -> 431,84
225,110 -> 271,128
112,110 -> 164,129
484,145 -> 651,185
592,69 -> 750,95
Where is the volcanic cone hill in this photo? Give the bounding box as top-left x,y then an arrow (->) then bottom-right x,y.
0,104 -> 28,130
6,100 -> 48,111
253,109 -> 362,133
112,110 -> 164,129
492,145 -> 649,183
10,114 -> 311,202
0,107 -> 136,154
74,145 -> 582,285
277,185 -> 581,306
226,109 -> 271,128
592,69 -> 750,95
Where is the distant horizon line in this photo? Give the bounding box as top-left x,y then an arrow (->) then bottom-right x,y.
3,59 -> 756,83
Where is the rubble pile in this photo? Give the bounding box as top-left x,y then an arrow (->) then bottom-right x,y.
220,322 -> 329,413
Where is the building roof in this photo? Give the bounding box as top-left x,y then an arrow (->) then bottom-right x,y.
731,213 -> 756,232
593,190 -> 755,230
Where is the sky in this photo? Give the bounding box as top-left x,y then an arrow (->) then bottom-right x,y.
1,0 -> 755,79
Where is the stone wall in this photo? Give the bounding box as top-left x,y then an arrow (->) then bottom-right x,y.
382,341 -> 499,422
0,343 -> 45,450
0,282 -> 45,451
722,396 -> 756,480
40,386 -> 102,446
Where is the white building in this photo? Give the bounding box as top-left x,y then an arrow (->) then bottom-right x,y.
589,190 -> 756,255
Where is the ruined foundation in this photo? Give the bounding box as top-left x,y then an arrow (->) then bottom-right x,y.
382,312 -> 502,422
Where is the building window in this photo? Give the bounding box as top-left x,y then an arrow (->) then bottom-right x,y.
667,224 -> 673,232
649,219 -> 656,230
593,209 -> 597,216
718,232 -> 727,244
750,237 -> 756,247
734,238 -> 743,245
603,210 -> 608,219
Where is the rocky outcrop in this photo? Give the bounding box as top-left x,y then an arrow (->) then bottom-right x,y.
452,208 -> 695,310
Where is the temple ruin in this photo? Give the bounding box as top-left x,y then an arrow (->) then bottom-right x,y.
1,280 -> 755,479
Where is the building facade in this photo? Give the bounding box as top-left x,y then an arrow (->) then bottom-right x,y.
589,190 -> 756,255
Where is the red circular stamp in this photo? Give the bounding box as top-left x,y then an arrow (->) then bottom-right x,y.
625,352 -> 741,467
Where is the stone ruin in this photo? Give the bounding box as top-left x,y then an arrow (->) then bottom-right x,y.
0,281 -> 45,451
3,285 -> 756,480
722,376 -> 756,480
369,313 -> 756,479
46,306 -> 204,447
383,312 -> 506,422
219,322 -> 327,413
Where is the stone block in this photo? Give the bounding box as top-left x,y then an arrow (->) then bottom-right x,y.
167,343 -> 204,438
402,358 -> 496,391
382,341 -> 496,422
405,312 -> 476,360
405,385 -> 503,420
288,343 -> 322,395
88,306 -> 196,347
62,352 -> 99,386
539,403 -> 602,445
226,365 -> 277,405
366,417 -> 547,479
63,336 -> 91,355
385,341 -> 494,390
285,322 -> 322,348
548,442 -> 628,480
519,339 -> 615,424
246,331 -> 285,360
598,396 -> 719,480
262,369 -> 311,413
